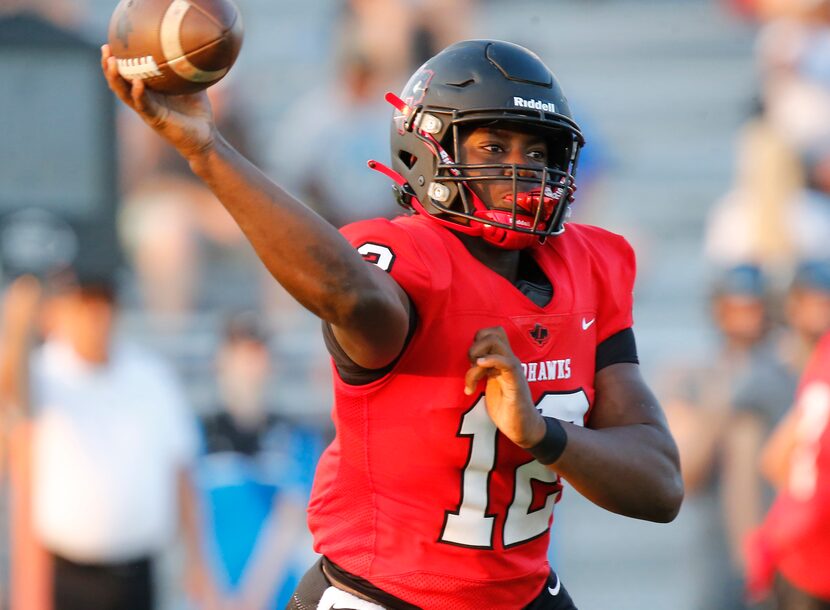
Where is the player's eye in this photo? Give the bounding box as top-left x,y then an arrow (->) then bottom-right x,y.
481,143 -> 504,154
527,150 -> 546,161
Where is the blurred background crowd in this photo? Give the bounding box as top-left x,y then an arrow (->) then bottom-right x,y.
0,0 -> 829,608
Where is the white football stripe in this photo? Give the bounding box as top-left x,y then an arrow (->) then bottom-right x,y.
160,0 -> 228,83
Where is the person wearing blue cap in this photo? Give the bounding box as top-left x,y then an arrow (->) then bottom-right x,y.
782,260 -> 830,373
661,263 -> 797,610
709,264 -> 771,354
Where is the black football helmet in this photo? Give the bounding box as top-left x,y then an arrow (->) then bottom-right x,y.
369,40 -> 584,249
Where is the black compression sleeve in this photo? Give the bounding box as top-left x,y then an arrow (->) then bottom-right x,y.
595,327 -> 639,372
322,300 -> 419,386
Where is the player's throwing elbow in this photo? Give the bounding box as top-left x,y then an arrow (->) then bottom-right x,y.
647,440 -> 684,523
563,363 -> 684,523
328,270 -> 411,371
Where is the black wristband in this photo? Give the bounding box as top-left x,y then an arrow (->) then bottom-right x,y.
527,417 -> 568,465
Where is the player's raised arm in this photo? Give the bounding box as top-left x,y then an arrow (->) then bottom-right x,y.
101,46 -> 409,370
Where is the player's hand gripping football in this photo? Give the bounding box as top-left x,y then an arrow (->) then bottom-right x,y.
101,44 -> 216,160
464,327 -> 546,449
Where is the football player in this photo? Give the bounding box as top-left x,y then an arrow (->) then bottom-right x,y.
746,330 -> 830,609
102,39 -> 683,610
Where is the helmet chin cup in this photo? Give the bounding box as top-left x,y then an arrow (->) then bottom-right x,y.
505,186 -> 559,218
475,209 -> 542,250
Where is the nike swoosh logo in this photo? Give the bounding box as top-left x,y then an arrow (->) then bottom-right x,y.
548,573 -> 561,596
582,317 -> 595,330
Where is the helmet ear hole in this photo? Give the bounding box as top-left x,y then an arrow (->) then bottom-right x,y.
398,151 -> 418,169
545,131 -> 574,170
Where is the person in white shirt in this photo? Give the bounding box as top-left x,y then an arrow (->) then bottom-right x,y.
0,268 -> 213,610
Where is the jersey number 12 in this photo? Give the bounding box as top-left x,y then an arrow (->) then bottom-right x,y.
439,391 -> 588,548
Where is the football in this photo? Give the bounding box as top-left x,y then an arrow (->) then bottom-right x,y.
107,0 -> 243,95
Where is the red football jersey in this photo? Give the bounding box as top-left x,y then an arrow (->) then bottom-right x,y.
307,215 -> 636,610
758,333 -> 830,599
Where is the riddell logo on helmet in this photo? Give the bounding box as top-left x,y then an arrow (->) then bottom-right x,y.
513,97 -> 556,112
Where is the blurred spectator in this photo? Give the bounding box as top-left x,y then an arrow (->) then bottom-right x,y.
0,269 -> 212,610
780,260 -> 830,373
194,312 -> 322,609
267,49 -> 393,227
756,0 -> 830,149
268,0 -> 475,228
705,137 -> 830,283
707,0 -> 830,281
725,260 -> 830,587
661,264 -> 797,610
0,276 -> 49,610
703,106 -> 806,278
0,0 -> 86,29
336,0 -> 475,86
119,173 -> 264,319
118,79 -> 260,195
725,0 -> 763,21
786,143 -> 830,256
751,0 -> 830,21
118,176 -> 203,318
746,330 -> 830,608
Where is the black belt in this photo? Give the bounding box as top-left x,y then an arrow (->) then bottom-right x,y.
52,552 -> 152,577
